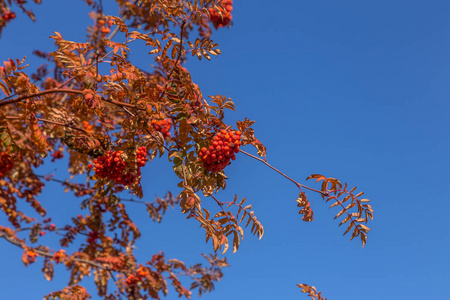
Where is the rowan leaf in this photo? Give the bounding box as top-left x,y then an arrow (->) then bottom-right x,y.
29,116 -> 49,157
339,215 -> 351,226
334,209 -> 346,220
361,233 -> 367,247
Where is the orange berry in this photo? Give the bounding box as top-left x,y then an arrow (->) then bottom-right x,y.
101,27 -> 111,34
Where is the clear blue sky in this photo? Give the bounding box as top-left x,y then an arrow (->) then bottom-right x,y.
1,0 -> 449,299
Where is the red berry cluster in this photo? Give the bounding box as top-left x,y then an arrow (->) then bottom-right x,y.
1,11 -> 16,22
151,118 -> 172,138
88,147 -> 148,186
53,250 -> 67,264
0,152 -> 13,177
135,146 -> 147,167
209,0 -> 233,29
86,231 -> 99,244
200,129 -> 241,172
23,250 -> 39,265
125,266 -> 148,287
51,150 -> 64,162
98,19 -> 114,35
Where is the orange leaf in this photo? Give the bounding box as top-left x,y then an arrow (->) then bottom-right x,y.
29,116 -> 49,157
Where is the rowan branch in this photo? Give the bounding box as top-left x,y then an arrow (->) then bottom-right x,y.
0,232 -> 110,271
239,149 -> 327,196
5,115 -> 89,134
0,87 -> 147,112
0,88 -> 82,107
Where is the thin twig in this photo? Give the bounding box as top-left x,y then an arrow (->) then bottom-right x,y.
0,89 -> 82,107
5,116 -> 89,134
239,149 -> 327,196
0,232 -> 110,271
0,87 -> 146,111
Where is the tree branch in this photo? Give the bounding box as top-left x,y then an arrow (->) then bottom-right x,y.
239,149 -> 327,196
0,87 -> 146,111
0,232 -> 110,271
5,116 -> 89,134
0,89 -> 82,107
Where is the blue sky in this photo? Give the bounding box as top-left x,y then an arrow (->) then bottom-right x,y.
1,0 -> 449,299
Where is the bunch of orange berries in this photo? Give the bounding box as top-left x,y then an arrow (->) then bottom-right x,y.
53,250 -> 67,264
98,19 -> 113,35
1,11 -> 16,22
125,266 -> 148,286
0,152 -> 13,177
151,118 -> 172,138
82,121 -> 93,133
200,129 -> 241,172
209,0 -> 233,29
50,150 -> 64,162
88,146 -> 148,186
135,146 -> 147,167
23,249 -> 39,265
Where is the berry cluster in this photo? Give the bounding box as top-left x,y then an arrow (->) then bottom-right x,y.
23,250 -> 39,265
98,19 -> 114,35
209,0 -> 233,29
151,118 -> 172,138
125,266 -> 148,286
83,121 -> 93,133
51,150 -> 64,162
200,129 -> 241,172
86,231 -> 99,244
53,250 -> 67,264
0,152 -> 13,177
135,146 -> 147,167
1,11 -> 16,23
88,147 -> 148,186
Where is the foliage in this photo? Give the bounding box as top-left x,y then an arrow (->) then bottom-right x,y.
297,284 -> 327,300
0,0 -> 373,299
